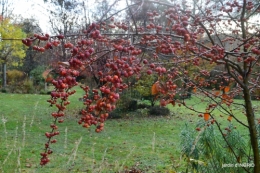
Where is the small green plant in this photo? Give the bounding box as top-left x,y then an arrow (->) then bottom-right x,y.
180,121 -> 251,173
39,89 -> 49,95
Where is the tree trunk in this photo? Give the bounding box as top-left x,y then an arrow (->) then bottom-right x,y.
2,63 -> 7,89
244,88 -> 260,173
45,82 -> 47,91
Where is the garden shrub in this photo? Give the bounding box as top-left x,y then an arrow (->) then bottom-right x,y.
30,66 -> 49,92
106,90 -> 138,119
108,110 -> 123,119
30,66 -> 46,85
22,79 -> 35,93
116,91 -> 138,112
135,108 -> 149,117
6,69 -> 26,93
148,106 -> 170,116
7,69 -> 25,84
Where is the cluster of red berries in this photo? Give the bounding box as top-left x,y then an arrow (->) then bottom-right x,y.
21,18 -> 180,166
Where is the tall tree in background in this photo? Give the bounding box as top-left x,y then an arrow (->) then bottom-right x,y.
0,0 -> 13,18
92,0 -> 118,21
20,18 -> 43,74
0,17 -> 26,88
43,0 -> 82,61
0,0 -> 26,88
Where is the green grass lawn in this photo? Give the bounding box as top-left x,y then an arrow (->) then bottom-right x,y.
0,88 -> 258,172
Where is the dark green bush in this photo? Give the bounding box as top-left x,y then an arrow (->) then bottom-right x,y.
108,110 -> 123,119
148,106 -> 170,116
128,100 -> 138,111
137,103 -> 151,109
30,66 -> 46,85
1,88 -> 9,93
116,94 -> 137,112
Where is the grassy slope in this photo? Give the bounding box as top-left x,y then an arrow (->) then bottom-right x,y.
0,88 -> 259,172
0,89 -> 186,173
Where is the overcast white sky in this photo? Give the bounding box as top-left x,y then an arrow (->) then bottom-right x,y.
12,0 -> 50,32
11,0 -> 127,34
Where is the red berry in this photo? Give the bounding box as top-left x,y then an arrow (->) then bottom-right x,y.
150,63 -> 155,68
147,70 -> 152,75
143,59 -> 148,64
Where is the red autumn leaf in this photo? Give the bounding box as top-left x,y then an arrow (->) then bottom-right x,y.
224,86 -> 230,93
204,113 -> 210,121
42,69 -> 53,79
221,94 -> 229,103
45,76 -> 53,82
151,82 -> 160,95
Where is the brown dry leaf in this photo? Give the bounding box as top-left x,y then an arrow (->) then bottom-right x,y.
215,91 -> 220,96
25,164 -> 32,168
79,65 -> 86,71
167,19 -> 172,26
199,78 -> 205,82
171,100 -> 175,106
227,115 -> 232,122
58,61 -> 70,66
156,46 -> 161,54
113,56 -> 118,61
